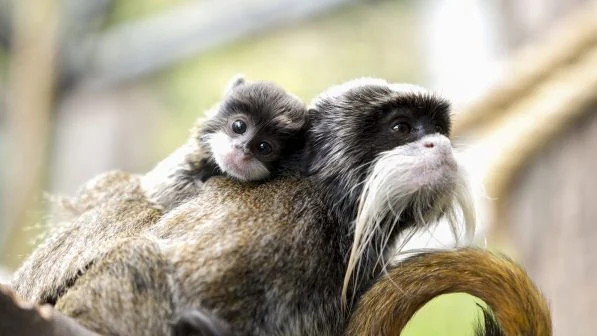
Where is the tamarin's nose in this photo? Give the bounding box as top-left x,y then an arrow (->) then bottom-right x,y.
233,142 -> 248,152
420,134 -> 452,151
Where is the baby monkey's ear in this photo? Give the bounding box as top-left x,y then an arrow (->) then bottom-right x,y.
224,73 -> 246,95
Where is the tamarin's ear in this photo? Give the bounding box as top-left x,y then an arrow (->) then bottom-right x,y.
224,73 -> 246,95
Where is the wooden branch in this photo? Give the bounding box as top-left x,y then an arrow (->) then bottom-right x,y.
0,285 -> 99,336
0,0 -> 12,50
0,0 -> 59,265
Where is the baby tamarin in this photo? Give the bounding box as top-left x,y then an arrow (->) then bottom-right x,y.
52,76 -> 307,216
142,76 -> 308,210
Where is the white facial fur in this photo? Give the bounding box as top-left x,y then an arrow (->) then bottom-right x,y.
341,134 -> 476,307
205,132 -> 270,181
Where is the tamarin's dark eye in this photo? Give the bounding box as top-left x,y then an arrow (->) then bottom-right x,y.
391,122 -> 411,135
435,125 -> 444,134
257,142 -> 272,155
232,120 -> 247,134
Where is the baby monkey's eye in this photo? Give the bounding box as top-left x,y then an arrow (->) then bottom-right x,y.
435,125 -> 444,134
232,120 -> 247,134
391,122 -> 411,135
257,142 -> 272,155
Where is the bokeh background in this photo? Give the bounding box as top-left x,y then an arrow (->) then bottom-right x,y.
1,0 -> 596,334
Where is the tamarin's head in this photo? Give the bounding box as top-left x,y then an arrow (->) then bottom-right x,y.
200,76 -> 307,181
306,77 -> 476,306
308,77 -> 454,189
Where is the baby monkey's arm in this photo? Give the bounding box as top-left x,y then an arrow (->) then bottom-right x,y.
141,124 -> 220,210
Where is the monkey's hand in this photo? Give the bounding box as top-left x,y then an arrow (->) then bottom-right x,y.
142,139 -> 221,211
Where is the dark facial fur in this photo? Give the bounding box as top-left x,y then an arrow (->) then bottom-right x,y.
307,80 -> 452,222
199,80 -> 308,181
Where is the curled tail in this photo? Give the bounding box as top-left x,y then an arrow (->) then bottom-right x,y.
345,248 -> 552,336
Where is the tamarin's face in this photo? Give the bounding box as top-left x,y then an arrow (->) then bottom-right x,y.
308,78 -> 455,193
307,78 -> 476,304
202,82 -> 307,181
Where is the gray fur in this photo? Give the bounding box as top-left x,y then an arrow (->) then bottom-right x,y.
12,171 -> 163,305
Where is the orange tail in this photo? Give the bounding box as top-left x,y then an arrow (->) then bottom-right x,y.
345,248 -> 552,335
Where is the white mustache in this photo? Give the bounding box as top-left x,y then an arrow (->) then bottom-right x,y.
341,134 -> 476,308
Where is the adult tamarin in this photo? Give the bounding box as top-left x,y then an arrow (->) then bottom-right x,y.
47,78 -> 473,335
9,78 -> 549,336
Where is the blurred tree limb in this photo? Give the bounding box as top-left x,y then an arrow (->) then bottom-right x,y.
0,0 -> 12,50
1,0 -> 60,267
0,284 -> 99,336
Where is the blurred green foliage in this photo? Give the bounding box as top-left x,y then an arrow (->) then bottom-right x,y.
403,293 -> 486,336
107,0 -> 188,25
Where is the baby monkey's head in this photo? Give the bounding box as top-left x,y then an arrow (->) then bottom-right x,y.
201,77 -> 307,181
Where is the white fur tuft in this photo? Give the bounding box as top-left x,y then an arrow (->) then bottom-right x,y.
205,132 -> 270,181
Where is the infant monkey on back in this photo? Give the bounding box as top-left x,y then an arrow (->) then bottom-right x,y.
142,75 -> 309,210
144,76 -> 307,335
